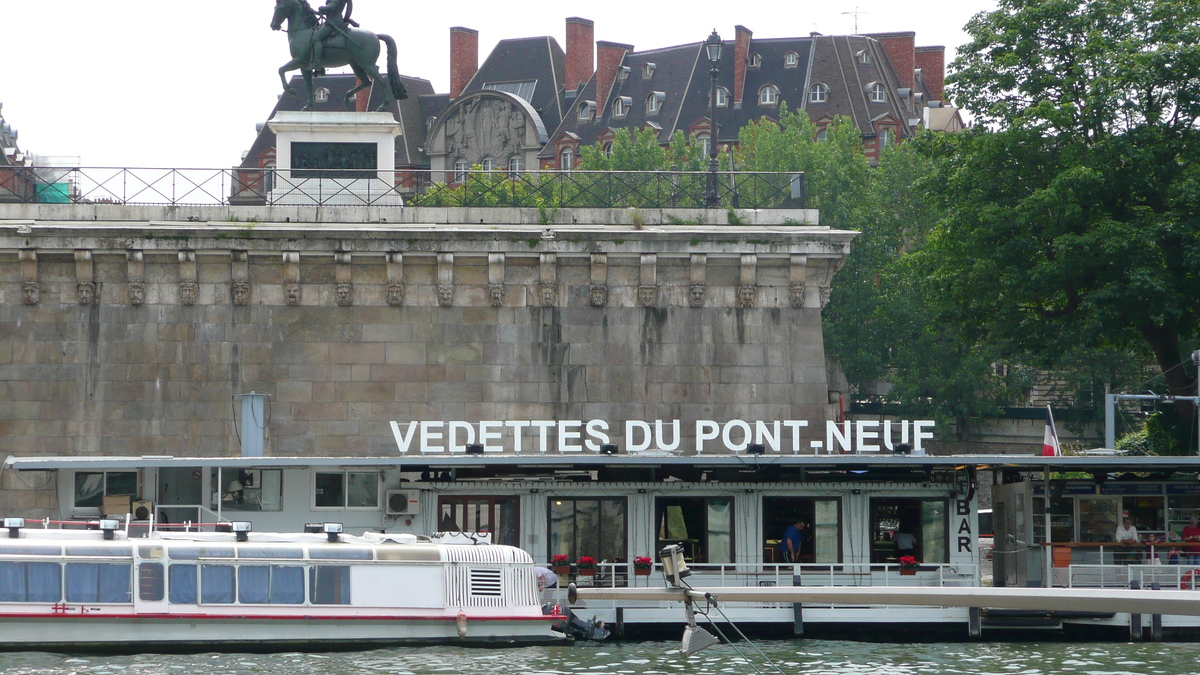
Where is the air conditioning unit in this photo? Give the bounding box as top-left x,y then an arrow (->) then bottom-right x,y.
131,500 -> 154,521
386,490 -> 420,516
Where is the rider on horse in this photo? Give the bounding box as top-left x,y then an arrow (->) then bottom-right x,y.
311,0 -> 359,75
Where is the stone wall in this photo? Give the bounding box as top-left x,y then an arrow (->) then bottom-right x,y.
0,206 -> 852,461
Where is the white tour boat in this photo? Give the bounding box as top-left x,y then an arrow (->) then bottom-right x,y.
0,518 -> 566,652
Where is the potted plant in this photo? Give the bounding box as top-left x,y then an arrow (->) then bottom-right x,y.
576,555 -> 598,576
633,556 -> 653,576
551,555 -> 570,575
898,555 -> 920,575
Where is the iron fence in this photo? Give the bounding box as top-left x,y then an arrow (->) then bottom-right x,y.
0,166 -> 806,210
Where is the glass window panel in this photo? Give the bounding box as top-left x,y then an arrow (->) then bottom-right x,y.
346,472 -> 379,508
576,500 -> 600,559
601,499 -> 627,562
310,566 -> 351,605
549,499 -> 573,558
74,472 -> 104,508
813,500 -> 840,563
0,562 -> 26,602
97,563 -> 131,603
921,501 -> 947,564
139,563 -> 165,602
238,565 -> 270,604
27,562 -> 61,602
106,472 -> 138,497
315,472 -> 345,508
270,566 -> 305,605
65,546 -> 132,557
65,563 -> 100,602
237,547 -> 304,559
169,564 -> 197,604
200,564 -> 235,604
707,499 -> 732,564
259,470 -> 283,511
3,545 -> 61,556
308,548 -> 372,560
169,547 -> 235,560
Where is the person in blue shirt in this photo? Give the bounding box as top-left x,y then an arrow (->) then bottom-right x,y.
781,520 -> 806,562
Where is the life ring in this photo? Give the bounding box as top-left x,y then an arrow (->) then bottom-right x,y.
1181,568 -> 1200,590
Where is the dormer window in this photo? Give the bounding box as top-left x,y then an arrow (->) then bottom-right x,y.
809,83 -> 829,104
856,49 -> 869,65
427,116 -> 437,131
618,66 -> 631,82
643,63 -> 656,79
613,96 -> 632,118
578,101 -> 596,121
867,82 -> 886,103
880,128 -> 896,149
647,91 -> 665,115
315,88 -> 331,103
749,53 -> 762,68
714,87 -> 729,108
913,92 -> 924,105
560,149 -> 574,172
758,85 -> 779,106
784,52 -> 799,68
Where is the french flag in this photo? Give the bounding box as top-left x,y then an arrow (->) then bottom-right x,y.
1042,405 -> 1061,457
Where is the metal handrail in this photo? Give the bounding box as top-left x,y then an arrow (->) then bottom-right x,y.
0,166 -> 806,210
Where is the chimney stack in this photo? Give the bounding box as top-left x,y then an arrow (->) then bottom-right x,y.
914,45 -> 946,102
866,32 -> 916,90
733,25 -> 752,108
565,17 -> 595,94
449,26 -> 479,99
596,41 -> 633,110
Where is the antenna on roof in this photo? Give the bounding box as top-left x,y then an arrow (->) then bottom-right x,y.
841,7 -> 868,34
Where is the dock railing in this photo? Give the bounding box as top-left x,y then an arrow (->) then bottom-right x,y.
1068,563 -> 1200,589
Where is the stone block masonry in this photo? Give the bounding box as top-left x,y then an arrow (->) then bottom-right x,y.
0,206 -> 854,460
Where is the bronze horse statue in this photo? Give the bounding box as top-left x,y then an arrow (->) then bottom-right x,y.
271,0 -> 407,111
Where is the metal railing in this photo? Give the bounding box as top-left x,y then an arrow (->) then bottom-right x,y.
1068,563 -> 1200,589
0,166 -> 806,210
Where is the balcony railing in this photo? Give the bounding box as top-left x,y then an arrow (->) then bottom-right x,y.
0,166 -> 806,210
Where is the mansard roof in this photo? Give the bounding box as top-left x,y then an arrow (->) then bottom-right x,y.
805,35 -> 915,139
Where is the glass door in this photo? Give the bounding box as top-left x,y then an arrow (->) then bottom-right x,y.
437,496 -> 520,546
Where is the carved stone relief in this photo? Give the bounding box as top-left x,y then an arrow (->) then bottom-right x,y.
386,284 -> 405,307
819,286 -> 832,309
589,283 -> 608,308
231,282 -> 251,306
21,282 -> 39,306
437,284 -> 455,307
179,281 -> 199,306
688,284 -> 706,308
487,283 -> 505,307
539,282 -> 557,307
284,282 -> 302,306
737,285 -> 757,308
77,282 -> 96,306
128,282 -> 146,307
443,94 -> 529,167
335,283 -> 353,307
638,285 -> 657,308
789,284 -> 806,309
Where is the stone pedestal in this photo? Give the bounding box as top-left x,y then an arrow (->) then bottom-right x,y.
268,111 -> 403,206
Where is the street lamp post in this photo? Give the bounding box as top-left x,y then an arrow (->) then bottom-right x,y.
704,30 -> 722,208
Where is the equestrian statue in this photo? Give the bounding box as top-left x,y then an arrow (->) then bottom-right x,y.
271,0 -> 408,112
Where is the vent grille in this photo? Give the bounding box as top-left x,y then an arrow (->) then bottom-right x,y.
469,568 -> 503,597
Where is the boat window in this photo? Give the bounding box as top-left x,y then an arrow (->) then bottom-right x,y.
655,497 -> 733,565
308,547 -> 373,560
220,469 -> 283,512
869,498 -> 948,564
169,546 -> 236,560
438,496 -> 521,546
310,565 -> 351,604
763,497 -> 842,564
200,564 -> 236,604
548,498 -> 627,564
65,546 -> 133,558
0,545 -> 62,556
314,471 -> 380,509
238,565 -> 305,604
169,564 -> 197,604
73,471 -> 138,509
0,561 -> 61,602
238,547 -> 304,559
64,562 -> 132,603
138,546 -> 164,560
139,563 -> 165,602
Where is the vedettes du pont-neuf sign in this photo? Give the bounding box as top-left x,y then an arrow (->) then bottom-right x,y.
389,419 -> 935,455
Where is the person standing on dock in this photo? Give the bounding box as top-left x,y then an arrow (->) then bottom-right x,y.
781,520 -> 806,563
1116,517 -> 1140,565
1182,516 -> 1200,564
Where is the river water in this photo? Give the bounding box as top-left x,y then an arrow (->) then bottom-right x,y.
1,641 -> 1198,675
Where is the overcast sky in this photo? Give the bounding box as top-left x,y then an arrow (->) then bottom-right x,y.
0,0 -> 994,168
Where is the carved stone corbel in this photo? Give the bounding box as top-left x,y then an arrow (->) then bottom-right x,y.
589,253 -> 608,308
638,254 -> 657,308
737,254 -> 757,308
127,250 -> 145,307
437,253 -> 455,307
282,252 -> 302,306
335,252 -> 353,307
178,250 -> 198,306
688,254 -> 706,308
789,254 -> 808,309
386,253 -> 404,307
75,250 -> 95,305
231,251 -> 250,306
487,253 -> 505,307
539,253 -> 557,307
19,250 -> 38,305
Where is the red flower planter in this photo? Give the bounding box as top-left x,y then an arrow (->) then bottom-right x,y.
634,568 -> 652,576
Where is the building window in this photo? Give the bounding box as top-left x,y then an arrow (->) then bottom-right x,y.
560,148 -> 574,172
714,87 -> 729,108
315,88 -> 330,103
856,49 -> 869,65
613,98 -> 626,118
758,85 -> 779,106
314,471 -> 379,509
749,53 -> 762,68
73,471 -> 138,511
808,83 -> 829,104
784,51 -> 799,68
646,92 -> 662,115
763,497 -> 841,563
453,160 -> 468,183
869,82 -> 887,103
656,497 -> 733,564
816,127 -> 828,142
549,497 -> 627,563
880,128 -> 895,149
603,142 -> 613,157
438,496 -> 520,546
643,63 -> 656,79
507,155 -> 523,178
481,157 -> 495,172
697,133 -> 711,157
618,65 -> 630,82
220,469 -> 282,512
578,102 -> 593,121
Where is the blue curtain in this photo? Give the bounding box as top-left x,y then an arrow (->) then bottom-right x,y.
0,562 -> 26,602
237,566 -> 270,604
97,564 -> 131,603
309,566 -> 350,605
270,566 -> 304,605
200,565 -> 235,604
27,563 -> 61,603
169,564 -> 197,604
65,563 -> 99,602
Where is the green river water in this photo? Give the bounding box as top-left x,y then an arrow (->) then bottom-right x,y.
1,641 -> 1198,675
